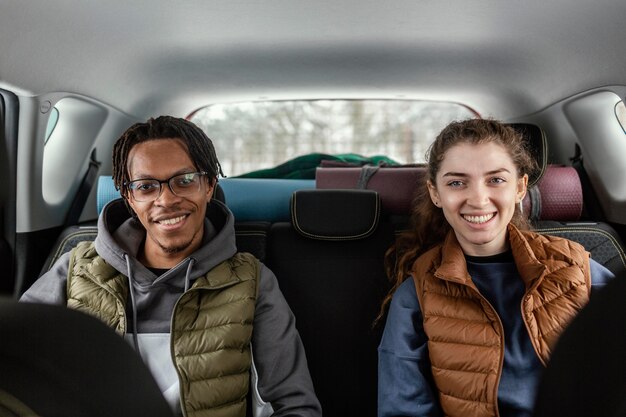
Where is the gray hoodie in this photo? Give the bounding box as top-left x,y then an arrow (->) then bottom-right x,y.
21,198 -> 322,417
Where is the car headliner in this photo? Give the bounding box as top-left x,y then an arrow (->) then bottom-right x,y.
0,0 -> 625,120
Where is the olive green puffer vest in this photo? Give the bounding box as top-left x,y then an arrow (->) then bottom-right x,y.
412,225 -> 591,417
66,241 -> 259,417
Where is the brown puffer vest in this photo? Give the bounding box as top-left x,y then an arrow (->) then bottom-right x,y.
412,224 -> 591,417
66,241 -> 259,417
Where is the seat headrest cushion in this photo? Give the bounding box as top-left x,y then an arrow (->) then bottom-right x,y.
291,189 -> 380,240
522,165 -> 583,221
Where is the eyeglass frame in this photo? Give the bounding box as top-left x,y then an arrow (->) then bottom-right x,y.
124,171 -> 210,202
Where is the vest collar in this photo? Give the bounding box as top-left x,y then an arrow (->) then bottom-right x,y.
433,224 -> 548,290
508,224 -> 549,289
191,258 -> 247,290
434,232 -> 474,287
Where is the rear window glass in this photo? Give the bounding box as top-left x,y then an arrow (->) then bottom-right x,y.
44,107 -> 59,144
190,100 -> 476,177
616,101 -> 626,133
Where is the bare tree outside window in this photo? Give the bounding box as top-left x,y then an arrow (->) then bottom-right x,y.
190,100 -> 476,176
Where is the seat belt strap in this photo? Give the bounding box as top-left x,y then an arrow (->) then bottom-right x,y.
64,149 -> 101,227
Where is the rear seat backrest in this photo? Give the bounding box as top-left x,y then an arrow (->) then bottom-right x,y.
536,220 -> 626,274
266,189 -> 393,417
40,225 -> 98,274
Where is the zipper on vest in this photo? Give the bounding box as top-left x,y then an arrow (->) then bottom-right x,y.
168,282 -> 243,417
468,286 -> 505,417
168,282 -> 245,417
520,294 -> 547,367
167,258 -> 256,417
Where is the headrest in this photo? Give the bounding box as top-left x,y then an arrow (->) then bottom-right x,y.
316,167 -> 424,215
508,123 -> 548,186
0,298 -> 173,417
291,189 -> 380,240
522,165 -> 583,221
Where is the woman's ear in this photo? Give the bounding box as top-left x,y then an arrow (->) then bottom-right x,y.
516,174 -> 529,202
427,180 -> 440,207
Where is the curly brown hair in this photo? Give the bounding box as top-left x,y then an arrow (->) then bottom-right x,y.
374,118 -> 538,325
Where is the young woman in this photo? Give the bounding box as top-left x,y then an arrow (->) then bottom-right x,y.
377,119 -> 613,417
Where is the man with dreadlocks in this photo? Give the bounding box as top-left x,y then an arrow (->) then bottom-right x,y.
21,116 -> 322,417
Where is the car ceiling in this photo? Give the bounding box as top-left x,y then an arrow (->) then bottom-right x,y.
1,0 -> 625,120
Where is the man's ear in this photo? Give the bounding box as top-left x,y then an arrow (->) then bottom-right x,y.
123,196 -> 139,219
205,176 -> 217,200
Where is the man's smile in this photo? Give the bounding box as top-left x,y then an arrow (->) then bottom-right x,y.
156,215 -> 187,226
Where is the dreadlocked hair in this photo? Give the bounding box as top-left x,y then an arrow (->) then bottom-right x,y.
373,118 -> 538,327
112,115 -> 224,215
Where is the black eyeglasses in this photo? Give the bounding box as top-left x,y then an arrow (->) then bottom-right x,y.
125,172 -> 208,202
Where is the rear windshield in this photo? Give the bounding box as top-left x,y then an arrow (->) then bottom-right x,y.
190,100 -> 476,177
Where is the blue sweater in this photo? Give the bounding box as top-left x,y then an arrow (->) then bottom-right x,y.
378,256 -> 613,417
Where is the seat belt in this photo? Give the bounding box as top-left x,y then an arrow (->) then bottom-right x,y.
571,144 -> 604,220
64,149 -> 101,227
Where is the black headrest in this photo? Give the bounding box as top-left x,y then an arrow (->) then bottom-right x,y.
534,270 -> 626,417
508,123 -> 548,186
290,189 -> 380,240
0,298 -> 173,417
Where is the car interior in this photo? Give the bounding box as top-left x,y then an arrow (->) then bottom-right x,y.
2,1 -> 626,416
